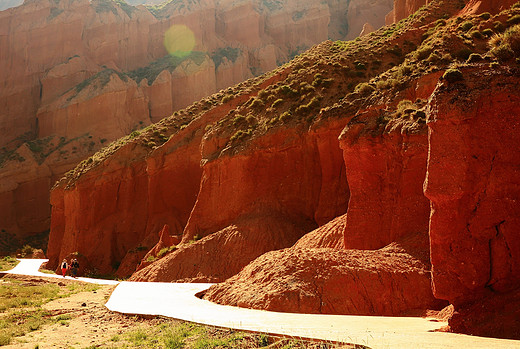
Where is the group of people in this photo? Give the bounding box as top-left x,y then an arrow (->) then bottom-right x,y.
60,258 -> 80,278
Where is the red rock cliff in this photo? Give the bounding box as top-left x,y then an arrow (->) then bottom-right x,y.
1,0 -> 390,250
385,0 -> 427,25
339,107 -> 430,250
425,67 -> 520,305
130,116 -> 349,282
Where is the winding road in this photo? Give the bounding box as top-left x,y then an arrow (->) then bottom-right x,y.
3,259 -> 520,349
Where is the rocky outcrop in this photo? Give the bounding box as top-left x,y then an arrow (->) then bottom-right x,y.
131,213 -> 313,282
42,1 -> 520,339
203,234 -> 444,315
339,107 -> 430,250
130,224 -> 180,276
425,67 -> 520,307
346,0 -> 394,39
385,0 -> 427,25
130,115 -> 349,281
293,214 -> 346,249
448,287 -> 520,339
46,119 -> 205,275
37,72 -> 150,141
460,0 -> 519,15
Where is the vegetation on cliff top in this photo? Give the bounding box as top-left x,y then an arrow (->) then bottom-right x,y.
56,0 -> 520,189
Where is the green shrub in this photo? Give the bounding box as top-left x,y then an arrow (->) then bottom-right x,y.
258,89 -> 269,99
453,47 -> 473,60
271,98 -> 284,108
482,28 -> 494,37
396,99 -> 414,115
459,20 -> 474,32
479,12 -> 491,20
279,111 -> 292,122
387,45 -> 402,56
442,68 -> 464,83
249,97 -> 264,109
490,43 -> 515,60
489,25 -> 520,60
279,85 -> 298,97
221,94 -> 233,103
427,52 -> 442,63
129,130 -> 140,139
466,53 -> 484,63
230,129 -> 252,143
376,79 -> 390,90
355,82 -> 375,96
494,21 -> 506,32
157,246 -> 176,258
211,47 -> 241,68
396,64 -> 412,79
471,30 -> 483,39
354,61 -> 366,70
507,14 -> 520,26
414,45 -> 433,60
441,53 -> 453,62
232,114 -> 246,125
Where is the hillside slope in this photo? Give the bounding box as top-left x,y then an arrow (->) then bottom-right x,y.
47,0 -> 520,338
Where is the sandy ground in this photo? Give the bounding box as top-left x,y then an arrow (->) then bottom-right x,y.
2,275 -> 162,349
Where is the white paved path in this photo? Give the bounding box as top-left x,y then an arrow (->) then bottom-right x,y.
2,258 -> 119,285
4,260 -> 520,349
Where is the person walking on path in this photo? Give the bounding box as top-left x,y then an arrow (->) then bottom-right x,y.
61,259 -> 68,277
70,258 -> 79,278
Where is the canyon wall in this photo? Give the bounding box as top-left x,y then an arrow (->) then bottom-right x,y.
0,0 -> 395,250
339,108 -> 430,250
130,117 -> 349,282
385,0 -> 428,24
43,1 -> 520,336
425,67 -> 520,307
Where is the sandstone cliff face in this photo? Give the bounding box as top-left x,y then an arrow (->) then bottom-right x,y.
1,0 -> 392,248
43,0 -> 520,337
130,115 -> 349,282
346,0 -> 394,39
46,115 -> 208,275
339,108 -> 430,250
460,0 -> 519,15
385,0 -> 427,24
425,67 -> 520,306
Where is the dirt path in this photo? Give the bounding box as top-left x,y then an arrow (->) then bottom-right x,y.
3,275 -> 165,349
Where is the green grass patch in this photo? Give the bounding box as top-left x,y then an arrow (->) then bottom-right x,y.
0,256 -> 19,272
0,278 -> 99,345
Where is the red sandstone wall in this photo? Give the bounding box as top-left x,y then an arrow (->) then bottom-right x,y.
385,0 -> 427,25
0,0 -> 371,246
339,108 -> 430,250
425,68 -> 520,305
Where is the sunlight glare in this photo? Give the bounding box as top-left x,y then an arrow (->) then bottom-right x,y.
164,24 -> 196,58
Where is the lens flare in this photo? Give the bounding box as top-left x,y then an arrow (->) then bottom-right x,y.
164,24 -> 196,58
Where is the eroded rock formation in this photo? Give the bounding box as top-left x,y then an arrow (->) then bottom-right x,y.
0,0 -> 393,250
425,67 -> 520,337
204,233 -> 443,315
386,0 -> 428,24
42,0 -> 520,338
